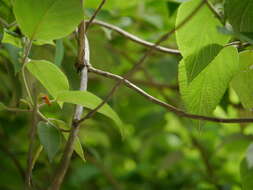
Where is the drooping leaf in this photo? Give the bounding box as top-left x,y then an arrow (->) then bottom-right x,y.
176,0 -> 230,81
54,39 -> 64,67
37,121 -> 62,162
52,119 -> 85,162
57,91 -> 124,136
225,0 -> 253,37
241,158 -> 253,190
13,0 -> 84,41
3,44 -> 22,74
231,50 -> 253,109
26,60 -> 69,99
179,46 -> 239,116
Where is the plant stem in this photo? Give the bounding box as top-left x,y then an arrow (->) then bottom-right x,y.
48,20 -> 90,190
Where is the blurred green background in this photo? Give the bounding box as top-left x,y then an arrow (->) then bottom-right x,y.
0,0 -> 252,189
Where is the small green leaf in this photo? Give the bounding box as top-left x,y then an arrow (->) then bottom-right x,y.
52,119 -> 85,162
26,60 -> 69,99
225,0 -> 253,35
37,121 -> 62,162
179,46 -> 239,116
54,39 -> 64,67
2,30 -> 22,48
13,0 -> 84,41
231,50 -> 253,109
57,91 -> 124,136
176,0 -> 229,81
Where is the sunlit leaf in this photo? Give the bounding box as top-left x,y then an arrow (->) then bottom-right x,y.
179,46 -> 239,116
26,60 -> 69,99
57,91 -> 124,136
13,0 -> 84,41
2,30 -> 22,48
176,0 -> 229,81
231,50 -> 253,109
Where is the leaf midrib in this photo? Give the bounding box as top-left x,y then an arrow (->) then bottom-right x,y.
30,0 -> 60,40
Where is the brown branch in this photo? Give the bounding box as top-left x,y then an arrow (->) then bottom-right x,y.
77,0 -> 206,126
205,0 -> 224,24
48,20 -> 90,190
85,0 -> 107,32
88,19 -> 180,55
130,79 -> 178,90
25,90 -> 38,189
88,67 -> 253,123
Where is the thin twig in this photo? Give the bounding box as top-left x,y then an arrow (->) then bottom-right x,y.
26,90 -> 38,189
85,0 -> 106,32
205,0 -> 224,24
88,67 -> 253,123
21,39 -> 33,104
88,19 -> 180,54
48,21 -> 90,190
77,0 -> 206,125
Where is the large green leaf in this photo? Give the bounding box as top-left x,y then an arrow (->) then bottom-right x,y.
37,121 -> 62,162
52,119 -> 85,162
57,91 -> 124,136
13,0 -> 83,41
26,60 -> 69,99
178,46 -> 239,116
176,0 -> 230,82
231,50 -> 253,109
225,0 -> 253,36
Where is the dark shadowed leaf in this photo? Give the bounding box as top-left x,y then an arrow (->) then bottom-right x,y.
37,121 -> 62,162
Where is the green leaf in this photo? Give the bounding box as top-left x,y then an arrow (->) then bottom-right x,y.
52,119 -> 85,162
176,0 -> 230,81
57,91 -> 124,136
13,0 -> 84,41
184,44 -> 223,82
54,39 -> 64,67
241,158 -> 253,190
2,30 -> 22,48
3,44 -> 22,74
37,121 -> 62,162
26,60 -> 69,99
225,0 -> 253,35
231,50 -> 253,109
178,46 -> 239,116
